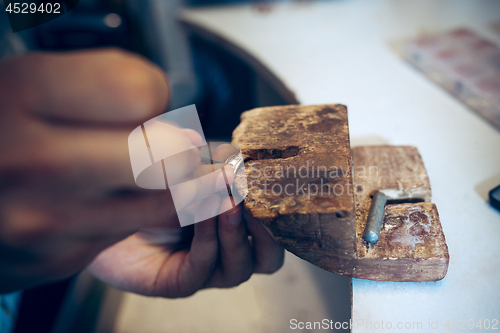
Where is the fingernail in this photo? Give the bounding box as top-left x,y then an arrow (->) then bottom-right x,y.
183,129 -> 203,147
227,210 -> 241,226
206,195 -> 221,217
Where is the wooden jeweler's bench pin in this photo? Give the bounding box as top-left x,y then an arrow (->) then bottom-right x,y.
232,104 -> 449,282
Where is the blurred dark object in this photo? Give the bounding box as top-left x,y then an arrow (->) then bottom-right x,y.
24,0 -> 149,56
187,0 -> 249,5
191,35 -> 256,140
13,277 -> 74,333
490,184 -> 500,211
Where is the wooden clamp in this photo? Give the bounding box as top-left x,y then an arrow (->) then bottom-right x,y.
232,104 -> 449,282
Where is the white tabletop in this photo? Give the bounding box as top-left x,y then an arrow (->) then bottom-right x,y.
180,1 -> 500,331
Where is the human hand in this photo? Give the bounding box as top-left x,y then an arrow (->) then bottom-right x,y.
0,48 -> 212,292
88,145 -> 285,297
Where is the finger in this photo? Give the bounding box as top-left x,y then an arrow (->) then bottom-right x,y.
212,143 -> 240,163
244,209 -> 284,274
68,191 -> 179,238
182,201 -> 201,216
49,126 -> 137,190
156,195 -> 220,297
136,227 -> 184,245
3,48 -> 169,124
195,162 -> 229,176
142,120 -> 200,187
18,123 -> 200,192
0,188 -> 133,249
193,194 -> 222,226
168,164 -> 234,212
182,129 -> 204,148
206,199 -> 254,288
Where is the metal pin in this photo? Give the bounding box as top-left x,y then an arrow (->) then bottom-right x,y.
200,157 -> 221,165
363,190 -> 387,244
200,154 -> 249,173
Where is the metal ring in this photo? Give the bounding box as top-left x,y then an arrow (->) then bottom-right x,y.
224,152 -> 249,173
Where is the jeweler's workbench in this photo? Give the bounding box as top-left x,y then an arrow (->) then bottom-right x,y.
96,1 -> 500,332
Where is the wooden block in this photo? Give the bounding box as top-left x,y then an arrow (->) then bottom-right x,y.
352,146 -> 432,204
352,146 -> 449,281
233,104 -> 356,263
233,105 -> 449,282
353,203 -> 449,281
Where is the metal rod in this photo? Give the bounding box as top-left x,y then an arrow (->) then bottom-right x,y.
200,157 -> 221,164
363,190 -> 388,244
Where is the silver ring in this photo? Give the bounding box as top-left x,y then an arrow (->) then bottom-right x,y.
224,152 -> 249,173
